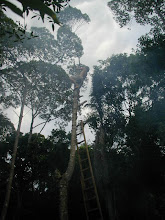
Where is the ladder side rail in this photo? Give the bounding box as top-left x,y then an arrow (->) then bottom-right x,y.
77,144 -> 89,219
80,177 -> 89,220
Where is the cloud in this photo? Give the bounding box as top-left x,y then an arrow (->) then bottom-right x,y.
71,0 -> 151,68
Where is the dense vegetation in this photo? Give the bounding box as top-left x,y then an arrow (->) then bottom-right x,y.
0,0 -> 165,219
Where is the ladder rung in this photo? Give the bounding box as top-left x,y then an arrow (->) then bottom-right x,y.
81,158 -> 88,162
77,140 -> 84,145
84,176 -> 92,182
88,208 -> 99,213
86,196 -> 96,201
82,167 -> 90,172
77,132 -> 82,136
84,186 -> 94,191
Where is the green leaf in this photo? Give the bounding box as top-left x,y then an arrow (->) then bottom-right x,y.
26,9 -> 29,16
1,0 -> 23,17
52,23 -> 54,31
19,0 -> 61,25
31,15 -> 37,19
53,4 -> 56,12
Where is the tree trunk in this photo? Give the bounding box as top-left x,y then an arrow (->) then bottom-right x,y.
59,86 -> 79,220
59,176 -> 68,220
27,111 -> 34,145
59,66 -> 89,220
13,189 -> 22,220
94,126 -> 115,220
0,87 -> 27,220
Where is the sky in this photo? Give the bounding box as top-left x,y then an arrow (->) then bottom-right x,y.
3,0 -> 151,143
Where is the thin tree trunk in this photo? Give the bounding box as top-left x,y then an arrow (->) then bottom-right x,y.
13,189 -> 22,220
27,111 -> 34,145
59,177 -> 69,220
100,128 -> 115,220
1,87 -> 27,220
94,126 -> 115,220
59,86 -> 79,220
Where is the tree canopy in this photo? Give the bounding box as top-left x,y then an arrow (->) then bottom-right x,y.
108,0 -> 165,33
1,0 -> 70,26
58,6 -> 90,32
87,36 -> 165,219
0,1 -> 165,220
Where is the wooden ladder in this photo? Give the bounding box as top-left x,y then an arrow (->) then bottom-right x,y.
76,120 -> 103,220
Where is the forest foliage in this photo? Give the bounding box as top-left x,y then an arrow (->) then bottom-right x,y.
0,1 -> 165,220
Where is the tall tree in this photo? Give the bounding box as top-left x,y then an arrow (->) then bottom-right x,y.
0,60 -> 71,219
0,82 -> 27,220
59,65 -> 89,220
89,48 -> 165,218
0,5 -> 90,219
88,57 -> 126,219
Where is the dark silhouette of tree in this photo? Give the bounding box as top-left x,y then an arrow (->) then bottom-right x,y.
108,0 -> 165,33
0,130 -> 71,219
89,44 -> 165,219
0,60 -> 71,219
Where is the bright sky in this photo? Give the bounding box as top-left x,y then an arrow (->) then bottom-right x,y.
3,0 -> 151,143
